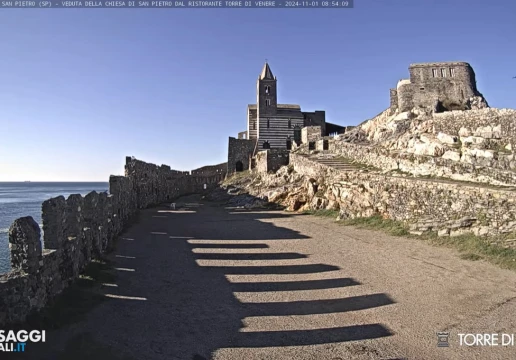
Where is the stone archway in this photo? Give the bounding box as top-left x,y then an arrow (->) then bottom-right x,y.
235,161 -> 244,172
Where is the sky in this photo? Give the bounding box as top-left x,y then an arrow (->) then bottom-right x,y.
0,0 -> 515,181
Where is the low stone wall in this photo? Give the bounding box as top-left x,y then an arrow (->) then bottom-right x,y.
432,108 -> 516,140
328,140 -> 516,186
290,154 -> 516,237
0,156 -> 226,327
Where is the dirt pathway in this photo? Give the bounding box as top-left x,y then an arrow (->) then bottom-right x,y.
26,195 -> 516,360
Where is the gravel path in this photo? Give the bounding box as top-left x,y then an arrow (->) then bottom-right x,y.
26,195 -> 516,360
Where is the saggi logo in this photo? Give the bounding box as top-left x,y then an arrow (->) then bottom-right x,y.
0,330 -> 46,352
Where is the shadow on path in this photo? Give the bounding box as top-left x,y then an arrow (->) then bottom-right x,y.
26,195 -> 395,360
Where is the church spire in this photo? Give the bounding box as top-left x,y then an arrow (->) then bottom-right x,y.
259,61 -> 275,80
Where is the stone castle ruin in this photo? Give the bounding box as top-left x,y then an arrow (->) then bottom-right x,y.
390,62 -> 488,113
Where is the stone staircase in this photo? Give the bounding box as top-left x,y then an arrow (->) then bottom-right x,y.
303,154 -> 359,172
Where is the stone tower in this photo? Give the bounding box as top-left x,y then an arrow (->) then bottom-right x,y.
257,62 -> 277,125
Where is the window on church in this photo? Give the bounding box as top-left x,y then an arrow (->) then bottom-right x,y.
441,68 -> 447,77
265,99 -> 271,106
253,121 -> 256,130
265,85 -> 270,94
450,68 -> 455,77
288,119 -> 291,128
432,69 -> 438,77
267,119 -> 270,128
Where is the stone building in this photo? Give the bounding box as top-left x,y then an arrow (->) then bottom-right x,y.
390,62 -> 488,113
228,62 -> 345,174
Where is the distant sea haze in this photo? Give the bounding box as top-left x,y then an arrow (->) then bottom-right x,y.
0,182 -> 109,274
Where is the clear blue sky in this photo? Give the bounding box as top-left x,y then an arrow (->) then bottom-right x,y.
0,0 -> 514,181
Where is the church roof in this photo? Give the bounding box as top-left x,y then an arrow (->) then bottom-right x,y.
259,62 -> 276,80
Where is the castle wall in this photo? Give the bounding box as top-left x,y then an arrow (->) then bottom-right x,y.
228,137 -> 256,173
191,163 -> 227,176
397,62 -> 480,112
0,157 -> 225,327
389,89 -> 398,110
397,83 -> 414,112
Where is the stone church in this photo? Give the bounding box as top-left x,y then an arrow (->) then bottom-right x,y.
228,62 -> 345,173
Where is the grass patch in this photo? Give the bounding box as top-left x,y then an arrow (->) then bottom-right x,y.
24,257 -> 116,330
304,209 -> 339,218
340,215 -> 410,236
423,232 -> 516,270
306,211 -> 516,271
460,253 -> 483,261
222,170 -> 253,186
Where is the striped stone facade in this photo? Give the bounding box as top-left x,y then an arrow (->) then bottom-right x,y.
247,62 -> 326,150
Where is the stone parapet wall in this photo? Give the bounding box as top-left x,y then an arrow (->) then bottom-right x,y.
191,163 -> 227,176
327,139 -> 516,186
290,154 -> 516,237
0,156 -> 225,327
431,108 -> 516,140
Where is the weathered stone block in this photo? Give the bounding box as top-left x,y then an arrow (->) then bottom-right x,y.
9,217 -> 42,274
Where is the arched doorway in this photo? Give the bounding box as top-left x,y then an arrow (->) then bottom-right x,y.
235,160 -> 243,172
286,137 -> 292,150
262,141 -> 271,149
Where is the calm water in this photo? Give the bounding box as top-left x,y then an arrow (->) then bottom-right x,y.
0,182 -> 109,274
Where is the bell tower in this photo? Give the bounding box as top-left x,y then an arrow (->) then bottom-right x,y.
257,61 -> 277,118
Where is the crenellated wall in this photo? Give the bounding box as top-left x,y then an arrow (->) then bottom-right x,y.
0,156 -> 226,327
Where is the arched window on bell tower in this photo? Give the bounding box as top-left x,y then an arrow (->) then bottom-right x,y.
265,85 -> 270,94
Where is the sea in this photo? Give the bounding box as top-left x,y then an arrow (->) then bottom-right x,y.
0,182 -> 109,274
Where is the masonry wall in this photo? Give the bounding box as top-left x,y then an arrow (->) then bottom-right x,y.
397,62 -> 481,112
389,89 -> 398,110
290,154 -> 516,237
328,139 -> 516,186
0,157 -> 225,327
303,111 -> 326,135
191,163 -> 227,176
255,149 -> 290,174
301,126 -> 322,144
227,137 -> 256,174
